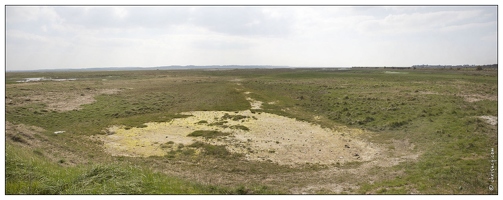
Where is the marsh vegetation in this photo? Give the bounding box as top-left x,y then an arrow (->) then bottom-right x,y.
5,68 -> 498,194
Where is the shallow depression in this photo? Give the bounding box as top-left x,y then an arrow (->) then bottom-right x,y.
100,109 -> 382,166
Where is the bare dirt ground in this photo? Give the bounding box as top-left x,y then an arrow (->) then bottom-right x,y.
418,91 -> 497,103
479,116 -> 498,126
5,82 -> 120,112
100,94 -> 418,168
31,88 -> 121,112
101,109 -> 380,165
463,94 -> 497,103
96,83 -> 421,193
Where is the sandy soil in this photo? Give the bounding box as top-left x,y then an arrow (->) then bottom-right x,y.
101,109 -> 383,165
245,97 -> 263,110
418,91 -> 496,103
463,94 -> 497,103
100,94 -> 388,166
99,106 -> 420,193
479,116 -> 497,126
17,88 -> 121,112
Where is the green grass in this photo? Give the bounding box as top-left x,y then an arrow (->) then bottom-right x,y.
6,142 -> 274,194
242,69 -> 497,194
196,120 -> 208,124
6,68 -> 497,194
6,75 -> 250,135
221,113 -> 249,121
187,130 -> 231,139
229,125 -> 250,131
208,120 -> 228,126
188,141 -> 238,159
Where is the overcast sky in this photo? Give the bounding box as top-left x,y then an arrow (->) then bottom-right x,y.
5,6 -> 497,70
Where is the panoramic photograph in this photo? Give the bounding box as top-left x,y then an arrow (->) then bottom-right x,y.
3,5 -> 498,194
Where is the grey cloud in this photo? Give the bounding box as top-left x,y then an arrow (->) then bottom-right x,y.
53,7 -> 133,29
191,38 -> 252,50
188,7 -> 293,37
6,6 -> 60,23
39,6 -> 292,37
5,6 -> 497,71
355,8 -> 495,36
48,6 -> 191,32
125,7 -> 190,28
7,7 -> 62,37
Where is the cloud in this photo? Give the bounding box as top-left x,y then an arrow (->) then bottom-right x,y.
188,6 -> 293,37
6,6 -> 60,23
191,37 -> 253,50
439,21 -> 496,33
480,31 -> 497,42
355,9 -> 487,36
5,6 -> 498,70
44,6 -> 293,37
6,30 -> 49,43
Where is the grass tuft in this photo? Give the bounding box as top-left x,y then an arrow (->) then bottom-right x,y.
187,130 -> 231,139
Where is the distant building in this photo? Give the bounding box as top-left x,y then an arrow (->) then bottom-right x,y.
412,64 -> 497,69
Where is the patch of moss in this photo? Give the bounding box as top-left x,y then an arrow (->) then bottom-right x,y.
187,130 -> 231,139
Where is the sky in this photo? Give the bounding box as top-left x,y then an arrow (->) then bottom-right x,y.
5,5 -> 498,71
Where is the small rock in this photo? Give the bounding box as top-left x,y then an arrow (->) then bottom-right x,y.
354,153 -> 359,156
344,144 -> 350,148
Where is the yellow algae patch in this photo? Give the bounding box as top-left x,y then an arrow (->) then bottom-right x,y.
100,110 -> 383,165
